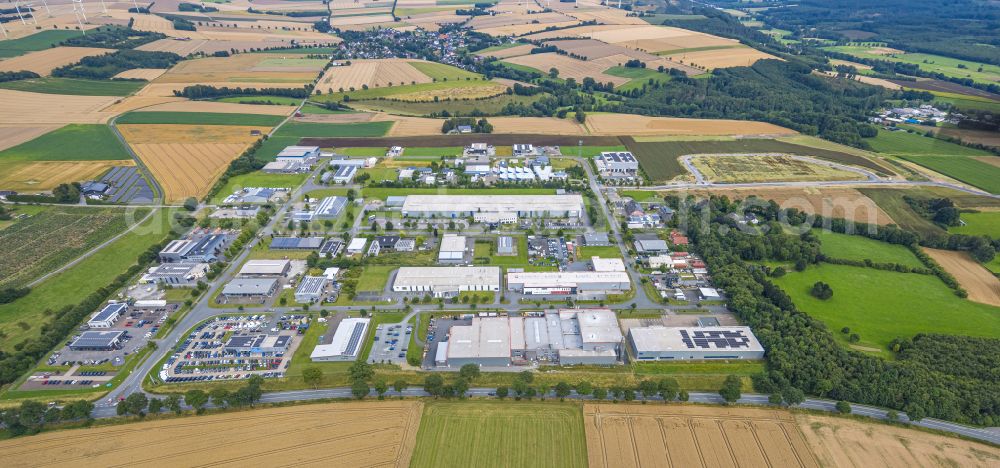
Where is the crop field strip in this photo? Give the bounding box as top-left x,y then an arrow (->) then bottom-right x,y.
585,404 -> 819,468
300,134 -> 623,148
0,402 -> 423,467
923,248 -> 1000,307
0,160 -> 133,193
0,89 -> 119,124
0,207 -> 143,289
0,47 -> 114,76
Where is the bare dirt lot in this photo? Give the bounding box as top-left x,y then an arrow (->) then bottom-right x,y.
0,401 -> 423,468
0,47 -> 113,76
923,248 -> 1000,306
585,403 -> 820,468
797,413 -> 1000,468
586,114 -> 795,136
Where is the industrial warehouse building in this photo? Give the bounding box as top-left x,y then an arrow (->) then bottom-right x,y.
158,234 -> 228,263
141,262 -> 209,286
315,196 -> 348,219
239,259 -> 291,277
392,266 -> 501,297
442,309 -> 623,368
270,237 -> 323,250
627,326 -> 765,361
88,303 -> 126,329
69,330 -> 126,351
400,195 -> 584,219
506,270 -> 631,299
438,234 -> 468,263
310,318 -> 370,362
294,276 -> 328,303
221,278 -> 278,299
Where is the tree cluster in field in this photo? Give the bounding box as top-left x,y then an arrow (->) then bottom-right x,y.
0,235 -> 176,387
904,196 -> 960,227
441,117 -> 493,134
0,70 -> 40,83
891,334 -> 1000,381
59,26 -> 165,49
0,287 -> 29,304
174,84 -> 311,99
52,50 -> 181,80
455,7 -> 490,16
172,18 -> 197,32
676,195 -> 1000,425
809,281 -> 833,300
178,2 -> 217,13
0,400 -> 94,436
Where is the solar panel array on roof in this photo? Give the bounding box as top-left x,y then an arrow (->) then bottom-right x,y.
344,322 -> 366,356
271,237 -> 323,249
680,329 -> 752,349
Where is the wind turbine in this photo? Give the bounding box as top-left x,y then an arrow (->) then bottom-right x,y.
12,1 -> 27,24
71,0 -> 88,32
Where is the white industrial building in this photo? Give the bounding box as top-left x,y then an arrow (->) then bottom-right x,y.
294,276 -> 328,303
140,262 -> 209,286
315,196 -> 348,219
438,234 -> 467,263
262,160 -> 305,173
88,303 -> 126,329
392,266 -> 501,297
329,165 -> 357,184
627,326 -> 765,360
239,259 -> 291,277
506,270 -> 631,299
400,195 -> 584,219
590,256 -> 626,272
221,278 -> 278,299
346,237 -> 368,255
442,309 -> 623,368
277,146 -> 320,164
311,318 -> 371,362
595,151 -> 639,177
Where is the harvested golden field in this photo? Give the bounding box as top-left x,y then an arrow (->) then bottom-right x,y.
138,100 -> 295,116
98,96 -> 186,116
156,53 -> 318,84
0,89 -> 117,124
0,124 -> 60,151
504,53 -> 630,86
690,154 -> 866,183
112,68 -> 169,80
566,8 -> 649,25
392,82 -> 509,101
924,248 -> 1000,306
329,14 -> 397,26
136,38 -> 209,55
478,21 -> 581,37
0,160 -> 132,192
121,125 -> 268,201
586,114 -> 795,136
469,11 -> 575,30
492,116 -> 588,135
0,402 -> 423,468
585,404 -> 820,468
669,186 -> 896,225
373,114 -> 438,136
316,59 -> 433,92
477,44 -> 535,59
671,46 -> 778,69
0,47 -> 113,76
118,124 -> 271,144
796,413 -> 1000,467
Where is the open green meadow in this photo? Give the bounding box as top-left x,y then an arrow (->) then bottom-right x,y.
0,208 -> 174,353
116,112 -> 285,126
400,147 -> 463,157
349,93 -> 544,117
0,205 -> 48,231
476,43 -> 522,54
500,61 -> 543,76
0,30 -> 84,58
410,401 -> 587,468
409,61 -> 482,81
336,147 -> 387,157
949,211 -> 1000,237
578,245 -> 623,259
865,129 -> 992,157
772,263 -> 1000,353
0,77 -> 145,96
216,95 -> 300,106
814,229 -> 923,267
821,46 -> 1000,85
212,171 -> 309,203
356,265 -> 395,292
275,121 -> 392,138
0,124 -> 130,162
897,155 -> 1000,194
856,188 -> 945,238
604,66 -> 671,91
252,135 -> 300,162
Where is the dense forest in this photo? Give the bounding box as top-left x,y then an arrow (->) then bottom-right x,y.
675,195 -> 1000,425
52,50 -> 181,79
174,84 -> 312,99
59,26 -> 165,49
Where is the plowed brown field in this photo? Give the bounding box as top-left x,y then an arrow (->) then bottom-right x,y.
0,402 -> 423,468
924,248 -> 1000,306
585,404 -> 819,468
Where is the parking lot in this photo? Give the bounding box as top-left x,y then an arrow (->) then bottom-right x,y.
159,314 -> 307,383
48,303 -> 178,368
368,322 -> 413,365
420,316 -> 473,369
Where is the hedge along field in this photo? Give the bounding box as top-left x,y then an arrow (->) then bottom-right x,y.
116,112 -> 286,126
410,401 -> 587,468
623,137 -> 888,182
0,124 -> 131,162
0,30 -> 84,58
897,155 -> 1000,194
0,77 -> 147,96
771,263 -> 1000,354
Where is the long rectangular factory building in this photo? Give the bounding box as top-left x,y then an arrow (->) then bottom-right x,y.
400,195 -> 584,219
506,271 -> 631,299
627,326 -> 765,361
392,266 -> 501,298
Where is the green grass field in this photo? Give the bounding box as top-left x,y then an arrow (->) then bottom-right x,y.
356,265 -> 395,292
926,92 -> 1000,113
0,124 -> 130,162
476,43 -> 523,54
0,208 -> 174,353
897,155 -> 1000,194
0,30 -> 84,58
252,135 -> 300,162
336,147 -> 387,157
865,129 -> 992,157
410,401 -> 587,468
772,263 -> 1000,353
275,121 -> 392,138
578,245 -> 623,259
315,79 -> 499,102
0,205 -> 48,231
216,95 -> 300,106
349,93 -> 544,117
814,229 -> 923,267
856,187 -> 945,238
0,77 -> 145,96
604,66 -> 671,92
212,171 -> 309,203
949,211 -> 1000,237
116,112 -> 285,126
821,46 -> 1000,85
570,145 -> 628,157
499,61 -> 544,76
400,147 -> 463,157
409,61 -> 482,81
